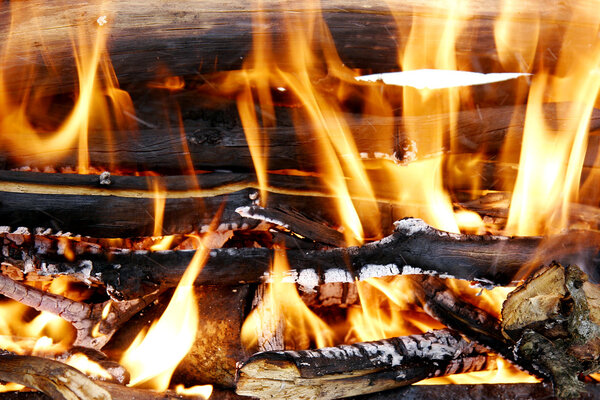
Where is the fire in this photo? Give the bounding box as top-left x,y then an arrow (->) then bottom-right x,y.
120,234 -> 211,391
0,1 -> 137,173
220,0 -> 381,243
241,249 -> 335,351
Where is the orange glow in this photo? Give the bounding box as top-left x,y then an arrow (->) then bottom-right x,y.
241,249 -> 335,351
65,353 -> 112,380
120,234 -> 211,391
346,277 -> 443,343
420,358 -> 540,385
0,1 -> 137,172
148,76 -> 185,91
152,179 -> 167,237
175,384 -> 213,399
503,5 -> 600,235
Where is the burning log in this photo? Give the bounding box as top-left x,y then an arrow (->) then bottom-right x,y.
0,273 -> 161,350
501,263 -> 600,398
8,218 -> 600,299
4,104 -> 599,175
411,275 -> 549,379
0,351 -> 111,400
0,1 -> 589,96
235,329 -> 495,400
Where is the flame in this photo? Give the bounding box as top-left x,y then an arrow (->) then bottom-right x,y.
503,6 -> 600,235
346,277 -> 444,343
241,249 -> 335,351
174,384 -> 213,399
65,353 -> 112,381
120,234 -> 211,391
0,1 -> 137,172
220,0 -> 381,243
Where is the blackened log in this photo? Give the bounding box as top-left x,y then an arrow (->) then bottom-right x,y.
5,218 -> 600,299
236,329 -> 494,399
411,275 -> 549,379
0,1 -> 586,96
4,105 -> 600,174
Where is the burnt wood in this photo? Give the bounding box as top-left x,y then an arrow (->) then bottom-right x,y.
5,218 -> 600,299
3,105 -> 600,174
236,329 -> 494,399
0,1 -> 587,96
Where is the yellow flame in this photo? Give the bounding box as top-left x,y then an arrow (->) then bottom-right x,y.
120,234 -> 210,391
0,1 -> 137,172
241,249 -> 335,351
174,384 -> 213,399
65,353 -> 112,380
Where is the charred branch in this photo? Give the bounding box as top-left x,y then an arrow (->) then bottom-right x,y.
236,329 -> 494,399
0,352 -> 111,400
5,218 -> 600,299
0,273 -> 160,350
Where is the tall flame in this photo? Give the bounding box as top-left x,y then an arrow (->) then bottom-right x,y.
0,1 -> 136,172
120,234 -> 210,390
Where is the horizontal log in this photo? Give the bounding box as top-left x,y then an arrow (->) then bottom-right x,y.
236,329 -> 493,399
4,104 -> 600,174
5,218 -> 600,299
0,1 -> 587,95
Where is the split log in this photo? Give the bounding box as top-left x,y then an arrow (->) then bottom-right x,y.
410,275 -> 547,379
105,284 -> 252,388
501,264 -> 600,398
236,329 -> 495,400
0,1 -> 588,96
5,218 -> 600,299
5,104 -> 600,175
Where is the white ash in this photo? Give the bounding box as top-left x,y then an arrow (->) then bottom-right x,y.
393,218 -> 430,236
359,264 -> 399,280
357,341 -> 403,367
217,223 -> 228,232
24,259 -> 35,274
249,191 -> 259,201
200,225 -> 209,233
12,227 -> 30,236
56,240 -> 67,255
324,268 -> 353,283
2,247 -> 8,258
99,171 -> 111,185
374,152 -> 395,161
235,206 -> 290,229
133,250 -> 148,255
0,226 -> 10,234
297,269 -> 319,293
209,250 -> 217,257
359,152 -> 368,159
281,270 -> 298,284
112,264 -> 121,270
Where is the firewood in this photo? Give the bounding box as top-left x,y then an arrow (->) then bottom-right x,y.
0,273 -> 161,350
0,351 -> 111,400
5,104 -> 599,175
501,264 -> 600,398
411,275 -> 548,379
0,1 -> 591,96
5,218 -> 600,299
235,329 -> 495,400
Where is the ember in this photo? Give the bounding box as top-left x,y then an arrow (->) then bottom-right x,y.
0,0 -> 599,399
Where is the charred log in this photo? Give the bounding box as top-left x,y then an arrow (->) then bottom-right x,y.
0,1 -> 591,96
236,329 -> 494,399
5,104 -> 600,175
4,218 -> 600,299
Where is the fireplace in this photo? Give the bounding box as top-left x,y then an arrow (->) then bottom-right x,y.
0,0 -> 600,399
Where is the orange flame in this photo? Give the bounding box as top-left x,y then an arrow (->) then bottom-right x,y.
120,234 -> 211,391
241,249 -> 335,351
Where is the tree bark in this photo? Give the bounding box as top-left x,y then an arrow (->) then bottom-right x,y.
236,329 -> 494,400
5,218 -> 600,299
